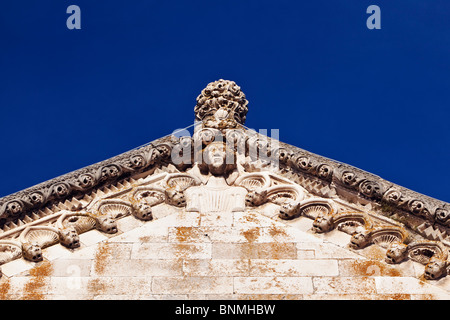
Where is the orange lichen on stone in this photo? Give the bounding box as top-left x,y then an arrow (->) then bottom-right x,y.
240,242 -> 297,259
240,212 -> 262,225
88,278 -> 108,297
242,227 -> 261,243
361,245 -> 386,261
0,278 -> 11,300
268,225 -> 288,239
174,243 -> 203,259
94,241 -> 111,274
22,261 -> 53,300
347,260 -> 401,277
174,227 -> 204,243
138,236 -> 152,242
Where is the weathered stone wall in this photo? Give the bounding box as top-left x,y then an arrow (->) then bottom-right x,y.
0,204 -> 449,300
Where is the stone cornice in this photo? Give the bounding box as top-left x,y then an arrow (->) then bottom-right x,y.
275,139 -> 450,228
1,77 -> 448,242
0,129 -> 448,234
0,135 -> 175,226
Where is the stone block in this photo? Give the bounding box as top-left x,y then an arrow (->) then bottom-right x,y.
249,259 -> 339,277
91,259 -> 184,277
296,242 -> 364,260
313,277 -> 377,295
131,242 -> 211,260
233,276 -> 314,294
182,259 -> 249,276
375,277 -> 450,297
79,230 -> 108,247
212,243 -> 297,259
152,276 -> 234,294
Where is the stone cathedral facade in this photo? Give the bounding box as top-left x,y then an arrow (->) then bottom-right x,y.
0,79 -> 449,300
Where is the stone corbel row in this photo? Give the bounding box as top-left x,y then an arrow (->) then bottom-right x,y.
0,172 -> 202,276
309,209 -> 450,280
0,211 -> 117,266
239,171 -> 450,281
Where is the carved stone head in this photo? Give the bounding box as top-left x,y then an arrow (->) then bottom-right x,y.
424,257 -> 448,280
245,190 -> 267,207
317,164 -> 333,180
342,171 -> 358,187
385,242 -> 408,264
22,243 -> 43,262
165,189 -> 187,207
383,188 -> 402,205
349,229 -> 372,249
133,202 -> 153,221
202,142 -> 236,176
96,216 -> 118,234
5,201 -> 23,216
359,180 -> 382,199
59,226 -> 80,249
409,200 -> 426,215
312,215 -> 333,233
278,201 -> 301,220
435,208 -> 450,225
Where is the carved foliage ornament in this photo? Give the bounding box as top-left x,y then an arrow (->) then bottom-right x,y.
194,79 -> 249,130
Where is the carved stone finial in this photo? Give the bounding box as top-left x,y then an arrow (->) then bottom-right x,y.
195,79 -> 248,129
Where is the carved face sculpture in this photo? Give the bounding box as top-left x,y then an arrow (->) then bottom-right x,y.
317,164 -> 332,180
23,243 -> 43,262
424,257 -> 447,280
202,142 -> 236,176
78,174 -> 95,189
29,192 -> 44,205
165,189 -> 187,207
6,201 -> 22,216
436,208 -> 450,225
278,201 -> 300,220
383,189 -> 402,205
342,171 -> 357,187
245,190 -> 267,207
359,180 -> 382,199
96,216 -> 118,234
204,143 -> 227,175
59,226 -> 80,248
133,202 -> 153,221
409,200 -> 425,215
349,230 -> 371,249
312,215 -> 333,233
385,242 -> 408,264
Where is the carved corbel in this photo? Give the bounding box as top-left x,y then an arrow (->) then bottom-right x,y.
349,225 -> 407,250
0,240 -> 22,265
19,225 -> 81,261
57,211 -> 97,234
312,211 -> 372,234
385,240 -> 449,280
245,190 -> 268,207
278,197 -> 336,221
129,186 -> 166,221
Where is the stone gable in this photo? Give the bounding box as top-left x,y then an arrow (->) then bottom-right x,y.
0,79 -> 449,300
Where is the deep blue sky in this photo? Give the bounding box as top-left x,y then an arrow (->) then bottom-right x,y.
1,0 -> 449,202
